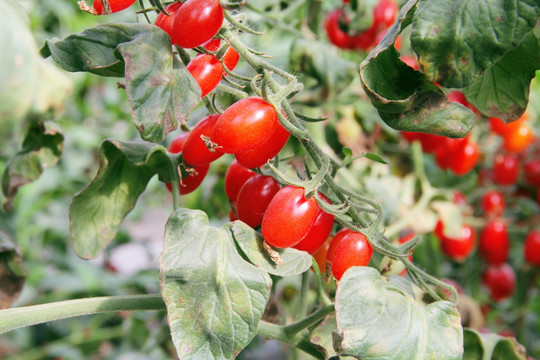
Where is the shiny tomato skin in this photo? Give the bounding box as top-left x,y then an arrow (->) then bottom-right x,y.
154,2 -> 182,38
373,0 -> 398,30
326,228 -> 354,264
479,220 -> 509,265
182,114 -> 223,166
236,175 -> 281,228
482,263 -> 515,302
186,54 -> 223,97
489,112 -> 528,136
224,160 -> 256,202
351,27 -> 378,50
440,225 -> 476,262
94,0 -> 136,14
492,154 -> 519,186
524,231 -> 540,266
293,195 -> 335,254
168,131 -> 188,154
503,124 -> 533,153
324,9 -> 354,49
524,160 -> 540,186
212,97 -> 279,154
312,237 -> 332,274
331,232 -> 373,281
448,141 -> 479,176
262,186 -> 319,248
203,39 -> 240,72
235,122 -> 289,169
172,0 -> 224,48
481,190 -> 505,218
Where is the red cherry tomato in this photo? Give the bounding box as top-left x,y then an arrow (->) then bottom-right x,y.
331,231 -> 373,281
440,225 -> 476,262
524,160 -> 540,186
479,220 -> 509,265
186,54 -> 223,97
351,27 -> 378,51
171,0 -> 224,48
492,154 -> 519,186
434,136 -> 469,170
235,122 -> 289,169
235,175 -> 280,228
482,263 -> 515,302
453,191 -> 467,206
93,0 -> 136,14
154,2 -> 182,38
489,112 -> 528,136
224,159 -> 256,202
293,195 -> 335,254
524,231 -> 540,266
261,186 -> 319,248
481,190 -> 505,218
312,237 -> 332,274
400,55 -> 419,70
165,132 -> 209,195
448,90 -> 478,114
212,97 -> 279,154
182,114 -> 224,166
326,228 -> 354,265
203,39 -> 240,73
448,141 -> 479,176
503,123 -> 533,153
324,9 -> 354,49
373,0 -> 398,30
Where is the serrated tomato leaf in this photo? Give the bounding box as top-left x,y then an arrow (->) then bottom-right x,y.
160,209 -> 271,360
359,0 -> 474,138
226,221 -> 312,277
464,27 -> 540,122
411,0 -> 540,89
0,232 -> 27,309
335,267 -> 463,360
70,140 -> 171,259
2,121 -> 63,211
42,23 -> 201,142
463,329 -> 527,360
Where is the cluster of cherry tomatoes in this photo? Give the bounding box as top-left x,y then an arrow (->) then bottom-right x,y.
325,0 -> 398,51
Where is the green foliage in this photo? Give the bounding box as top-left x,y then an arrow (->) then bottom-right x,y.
463,329 -> 528,360
0,233 -> 26,309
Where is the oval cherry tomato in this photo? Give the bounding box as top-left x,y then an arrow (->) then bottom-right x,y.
224,159 -> 256,202
94,0 -> 136,14
202,39 -> 240,73
312,237 -> 332,274
172,0 -> 224,48
331,231 -> 373,281
503,123 -> 533,153
293,195 -> 335,254
154,2 -> 182,38
213,97 -> 279,154
524,231 -> 540,266
351,27 -> 378,51
373,0 -> 398,30
235,122 -> 289,169
489,112 -> 528,136
524,160 -> 540,186
324,9 -> 354,49
182,114 -> 224,166
492,154 -> 519,186
481,190 -> 505,218
236,175 -> 280,228
448,141 -> 479,176
479,220 -> 509,265
482,263 -> 515,302
440,225 -> 476,262
186,54 -> 223,97
262,186 -> 319,248
326,228 -> 354,265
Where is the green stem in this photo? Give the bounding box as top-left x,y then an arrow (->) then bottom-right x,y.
311,258 -> 332,306
0,294 -> 165,335
257,321 -> 325,359
283,303 -> 334,336
170,154 -> 181,211
296,270 -> 310,321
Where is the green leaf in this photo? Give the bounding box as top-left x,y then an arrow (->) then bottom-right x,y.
2,121 -> 64,211
359,1 -> 475,137
464,27 -> 540,122
335,267 -> 463,360
42,23 -> 201,142
0,0 -> 71,124
70,140 -> 172,259
411,0 -> 540,89
0,232 -> 27,309
463,329 -> 527,360
363,152 -> 388,164
226,221 -> 312,277
160,209 -> 271,360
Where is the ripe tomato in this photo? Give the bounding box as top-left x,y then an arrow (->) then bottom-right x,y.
479,220 -> 509,265
235,122 -> 289,169
503,123 -> 533,153
293,195 -> 335,254
182,114 -> 224,166
324,9 -> 354,49
524,231 -> 540,266
524,160 -> 540,186
492,154 -> 519,186
224,160 -> 256,202
186,54 -> 223,97
165,132 -> 209,195
489,112 -> 528,136
482,263 -> 515,302
400,55 -> 419,70
154,2 -> 182,38
261,186 -> 319,248
312,237 -> 332,274
330,231 -> 373,281
171,0 -> 224,48
351,27 -> 378,51
235,175 -> 280,228
203,39 -> 240,73
448,141 -> 479,176
93,0 -> 136,14
326,228 -> 354,265
373,0 -> 398,31
212,97 -> 279,154
440,225 -> 476,262
448,90 -> 478,114
481,190 -> 505,218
